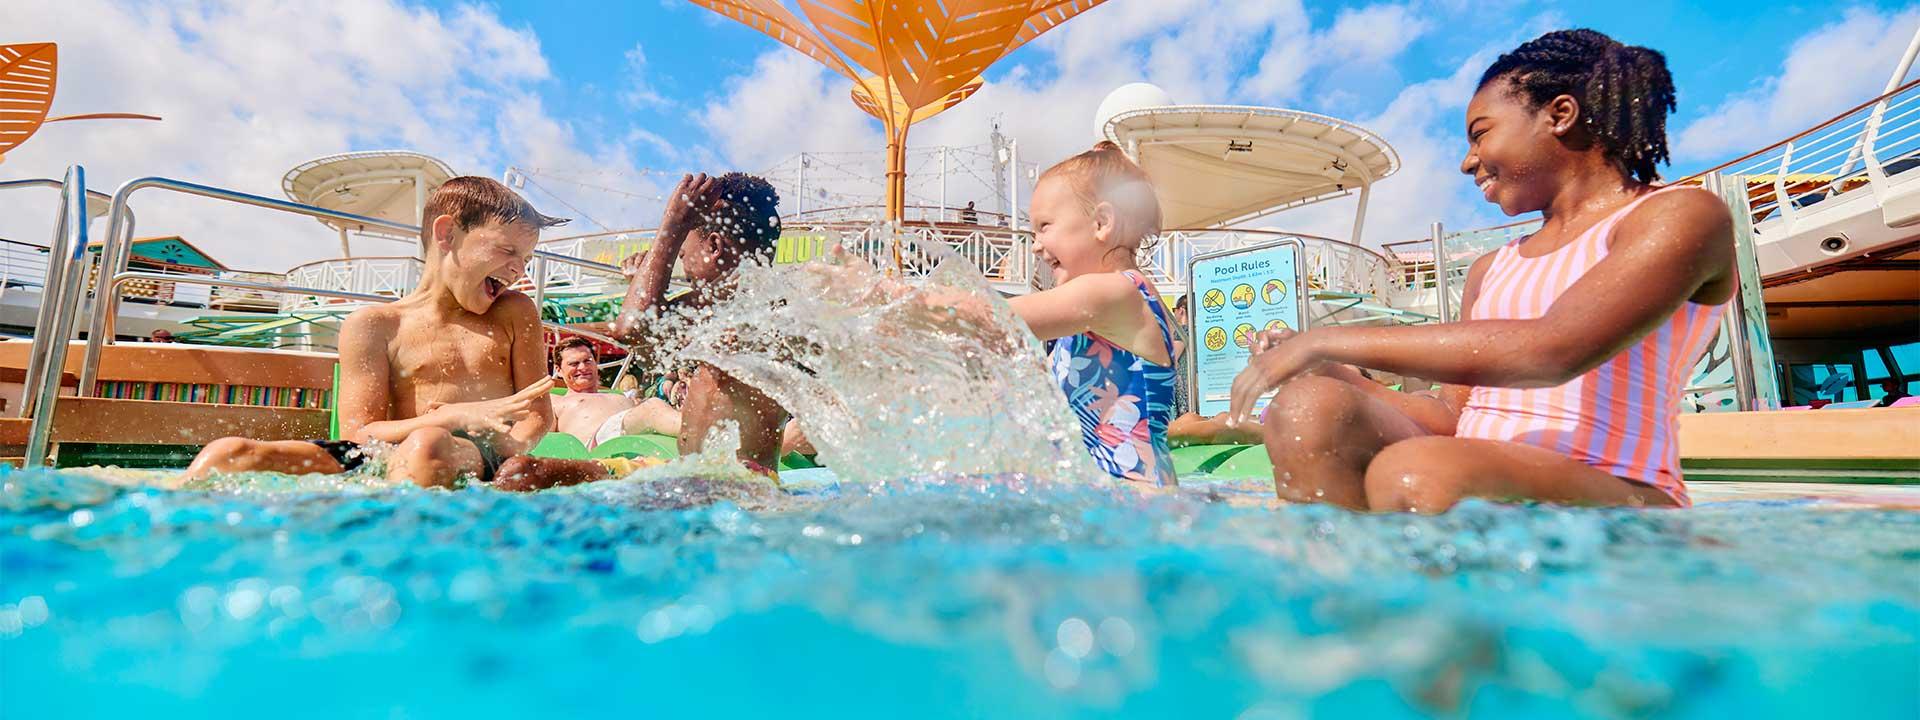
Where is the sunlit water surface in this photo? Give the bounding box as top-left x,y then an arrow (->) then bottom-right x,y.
6,235 -> 1915,717
2,466 -> 1916,719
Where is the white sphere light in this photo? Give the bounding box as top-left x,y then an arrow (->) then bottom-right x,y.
1095,82 -> 1174,142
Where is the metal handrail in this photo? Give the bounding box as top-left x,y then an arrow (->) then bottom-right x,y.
539,227 -> 657,245
14,175 -> 93,422
25,167 -> 89,466
1678,78 -> 1920,183
102,270 -> 626,350
80,176 -> 420,394
1165,227 -> 1385,263
79,176 -> 627,395
283,254 -> 422,274
784,203 -> 1019,225
0,178 -> 124,224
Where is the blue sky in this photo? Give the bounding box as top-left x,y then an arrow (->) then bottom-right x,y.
7,1 -> 1918,269
476,0 -> 1890,177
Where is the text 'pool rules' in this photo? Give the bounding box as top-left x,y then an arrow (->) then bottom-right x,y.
1187,240 -> 1307,418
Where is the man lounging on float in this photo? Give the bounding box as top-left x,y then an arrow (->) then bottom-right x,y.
548,337 -> 682,447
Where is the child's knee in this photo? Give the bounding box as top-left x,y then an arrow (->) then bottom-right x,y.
1262,376 -> 1364,444
1364,440 -> 1464,513
493,456 -> 541,490
188,436 -> 265,474
197,436 -> 255,461
396,427 -> 456,456
390,427 -> 463,483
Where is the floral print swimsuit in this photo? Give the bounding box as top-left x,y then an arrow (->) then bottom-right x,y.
1048,271 -> 1178,486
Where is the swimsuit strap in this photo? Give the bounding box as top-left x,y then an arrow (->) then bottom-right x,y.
1119,270 -> 1176,364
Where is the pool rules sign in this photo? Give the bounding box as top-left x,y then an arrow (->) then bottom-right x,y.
1187,240 -> 1307,418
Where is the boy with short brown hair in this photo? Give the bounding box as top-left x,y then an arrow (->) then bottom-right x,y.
184,176 -> 567,487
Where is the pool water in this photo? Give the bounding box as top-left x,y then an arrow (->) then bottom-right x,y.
2,465 -> 1916,718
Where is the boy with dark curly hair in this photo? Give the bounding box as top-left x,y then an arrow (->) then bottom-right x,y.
495,172 -> 787,489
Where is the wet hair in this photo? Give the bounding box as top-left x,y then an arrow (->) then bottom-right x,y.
554,336 -> 596,364
1173,294 -> 1189,312
421,176 -> 569,247
1040,141 -> 1163,253
703,172 -> 781,262
1477,29 -> 1677,183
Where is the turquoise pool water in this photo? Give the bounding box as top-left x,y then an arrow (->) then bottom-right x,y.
2,465 -> 1916,718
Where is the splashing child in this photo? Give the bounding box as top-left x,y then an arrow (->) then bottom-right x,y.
184,177 -> 567,487
1006,141 -> 1179,486
494,172 -> 787,488
1227,29 -> 1734,512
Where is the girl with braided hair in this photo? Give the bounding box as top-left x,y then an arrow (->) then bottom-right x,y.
1225,29 -> 1736,512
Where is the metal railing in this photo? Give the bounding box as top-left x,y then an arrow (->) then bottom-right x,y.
76,175 -> 627,396
770,221 -> 1035,293
1,238 -> 52,290
784,203 -> 1020,227
1706,79 -> 1920,231
0,179 -> 123,299
22,167 -> 90,466
282,256 -> 423,310
1144,229 -> 1396,298
95,270 -> 625,348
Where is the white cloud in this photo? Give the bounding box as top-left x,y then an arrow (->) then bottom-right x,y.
1245,15 -> 1566,246
699,50 -> 880,170
620,43 -> 671,111
694,0 -> 1479,244
1674,6 -> 1920,162
699,0 -> 1374,212
1274,48 -> 1503,245
0,0 -> 650,270
1245,2 -> 1429,106
1323,4 -> 1432,65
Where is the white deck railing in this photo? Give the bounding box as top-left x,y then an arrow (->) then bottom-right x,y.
1730,79 -> 1920,230
282,256 -> 422,311
0,239 -> 50,290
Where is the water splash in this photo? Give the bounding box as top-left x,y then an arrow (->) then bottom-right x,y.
631,225 -> 1092,484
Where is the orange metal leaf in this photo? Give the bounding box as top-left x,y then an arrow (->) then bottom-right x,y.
0,43 -> 57,157
686,0 -> 858,80
798,0 -> 1029,112
683,0 -> 1104,223
850,75 -> 983,124
45,112 -> 163,122
1008,0 -> 1108,54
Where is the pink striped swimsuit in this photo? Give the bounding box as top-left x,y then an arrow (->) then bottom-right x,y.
1454,186 -> 1724,507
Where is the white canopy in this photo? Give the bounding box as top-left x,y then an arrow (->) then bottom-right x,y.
282,151 -> 455,252
1104,105 -> 1398,238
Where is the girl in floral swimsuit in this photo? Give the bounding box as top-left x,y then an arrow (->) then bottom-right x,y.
1007,142 -> 1178,486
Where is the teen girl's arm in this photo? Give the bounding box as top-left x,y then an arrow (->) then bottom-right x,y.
1228,188 -> 1732,426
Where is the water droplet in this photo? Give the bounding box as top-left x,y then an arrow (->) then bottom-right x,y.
1057,617 -> 1094,658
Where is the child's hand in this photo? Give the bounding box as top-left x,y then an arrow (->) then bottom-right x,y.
433,377 -> 554,436
620,249 -> 648,279
1250,328 -> 1296,354
1226,331 -> 1324,428
658,173 -> 717,238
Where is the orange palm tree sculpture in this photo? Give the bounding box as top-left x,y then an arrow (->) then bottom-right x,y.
687,1 -> 1105,222
0,43 -> 161,165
